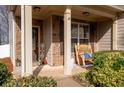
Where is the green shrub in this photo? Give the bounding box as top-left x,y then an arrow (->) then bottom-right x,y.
78,72 -> 89,81
2,78 -> 17,87
73,72 -> 93,87
0,62 -> 9,85
2,76 -> 57,87
92,51 -> 124,61
89,52 -> 124,87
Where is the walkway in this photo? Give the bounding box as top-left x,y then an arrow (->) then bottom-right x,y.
57,77 -> 82,87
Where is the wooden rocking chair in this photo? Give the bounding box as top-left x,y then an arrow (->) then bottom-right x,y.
75,43 -> 93,66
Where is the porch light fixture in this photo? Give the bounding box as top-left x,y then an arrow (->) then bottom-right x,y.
82,11 -> 90,16
33,6 -> 41,13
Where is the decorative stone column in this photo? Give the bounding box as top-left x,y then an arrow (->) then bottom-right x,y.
64,6 -> 72,75
21,5 -> 32,77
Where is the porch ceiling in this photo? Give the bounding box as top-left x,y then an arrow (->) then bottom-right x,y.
14,5 -> 117,22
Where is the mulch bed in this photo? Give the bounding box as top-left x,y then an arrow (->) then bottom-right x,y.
0,57 -> 13,73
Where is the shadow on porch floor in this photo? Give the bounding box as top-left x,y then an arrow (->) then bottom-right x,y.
15,64 -> 89,79
33,64 -> 88,80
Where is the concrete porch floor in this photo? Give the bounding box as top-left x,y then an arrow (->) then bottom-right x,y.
33,64 -> 87,79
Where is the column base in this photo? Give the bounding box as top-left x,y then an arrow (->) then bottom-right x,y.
64,67 -> 72,75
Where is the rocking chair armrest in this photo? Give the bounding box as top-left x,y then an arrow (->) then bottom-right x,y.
79,52 -> 84,55
79,52 -> 85,58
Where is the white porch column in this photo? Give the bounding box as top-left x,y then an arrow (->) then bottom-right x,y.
9,11 -> 16,73
64,7 -> 72,75
21,5 -> 32,77
112,18 -> 117,50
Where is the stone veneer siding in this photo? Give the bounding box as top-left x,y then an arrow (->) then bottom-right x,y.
15,16 -> 43,62
52,16 -> 64,65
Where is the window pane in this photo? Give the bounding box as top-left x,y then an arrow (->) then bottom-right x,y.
71,23 -> 78,38
83,25 -> 89,39
80,39 -> 89,44
71,23 -> 78,53
71,38 -> 77,52
79,24 -> 84,39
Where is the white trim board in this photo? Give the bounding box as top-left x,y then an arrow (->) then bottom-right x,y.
0,44 -> 10,58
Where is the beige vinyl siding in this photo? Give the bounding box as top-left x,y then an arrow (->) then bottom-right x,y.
43,16 -> 53,65
97,20 -> 112,51
117,13 -> 124,50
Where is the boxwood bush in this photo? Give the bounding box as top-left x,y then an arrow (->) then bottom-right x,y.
0,62 -> 9,85
2,76 -> 57,87
92,51 -> 124,61
89,51 -> 124,87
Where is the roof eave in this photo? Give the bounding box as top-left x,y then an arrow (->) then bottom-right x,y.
107,5 -> 124,11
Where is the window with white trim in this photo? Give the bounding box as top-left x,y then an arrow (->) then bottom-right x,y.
71,22 -> 90,53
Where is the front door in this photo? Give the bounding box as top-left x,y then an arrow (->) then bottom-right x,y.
32,26 -> 40,63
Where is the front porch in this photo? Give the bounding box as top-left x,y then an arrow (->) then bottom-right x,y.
9,5 -> 119,77
15,64 -> 87,80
